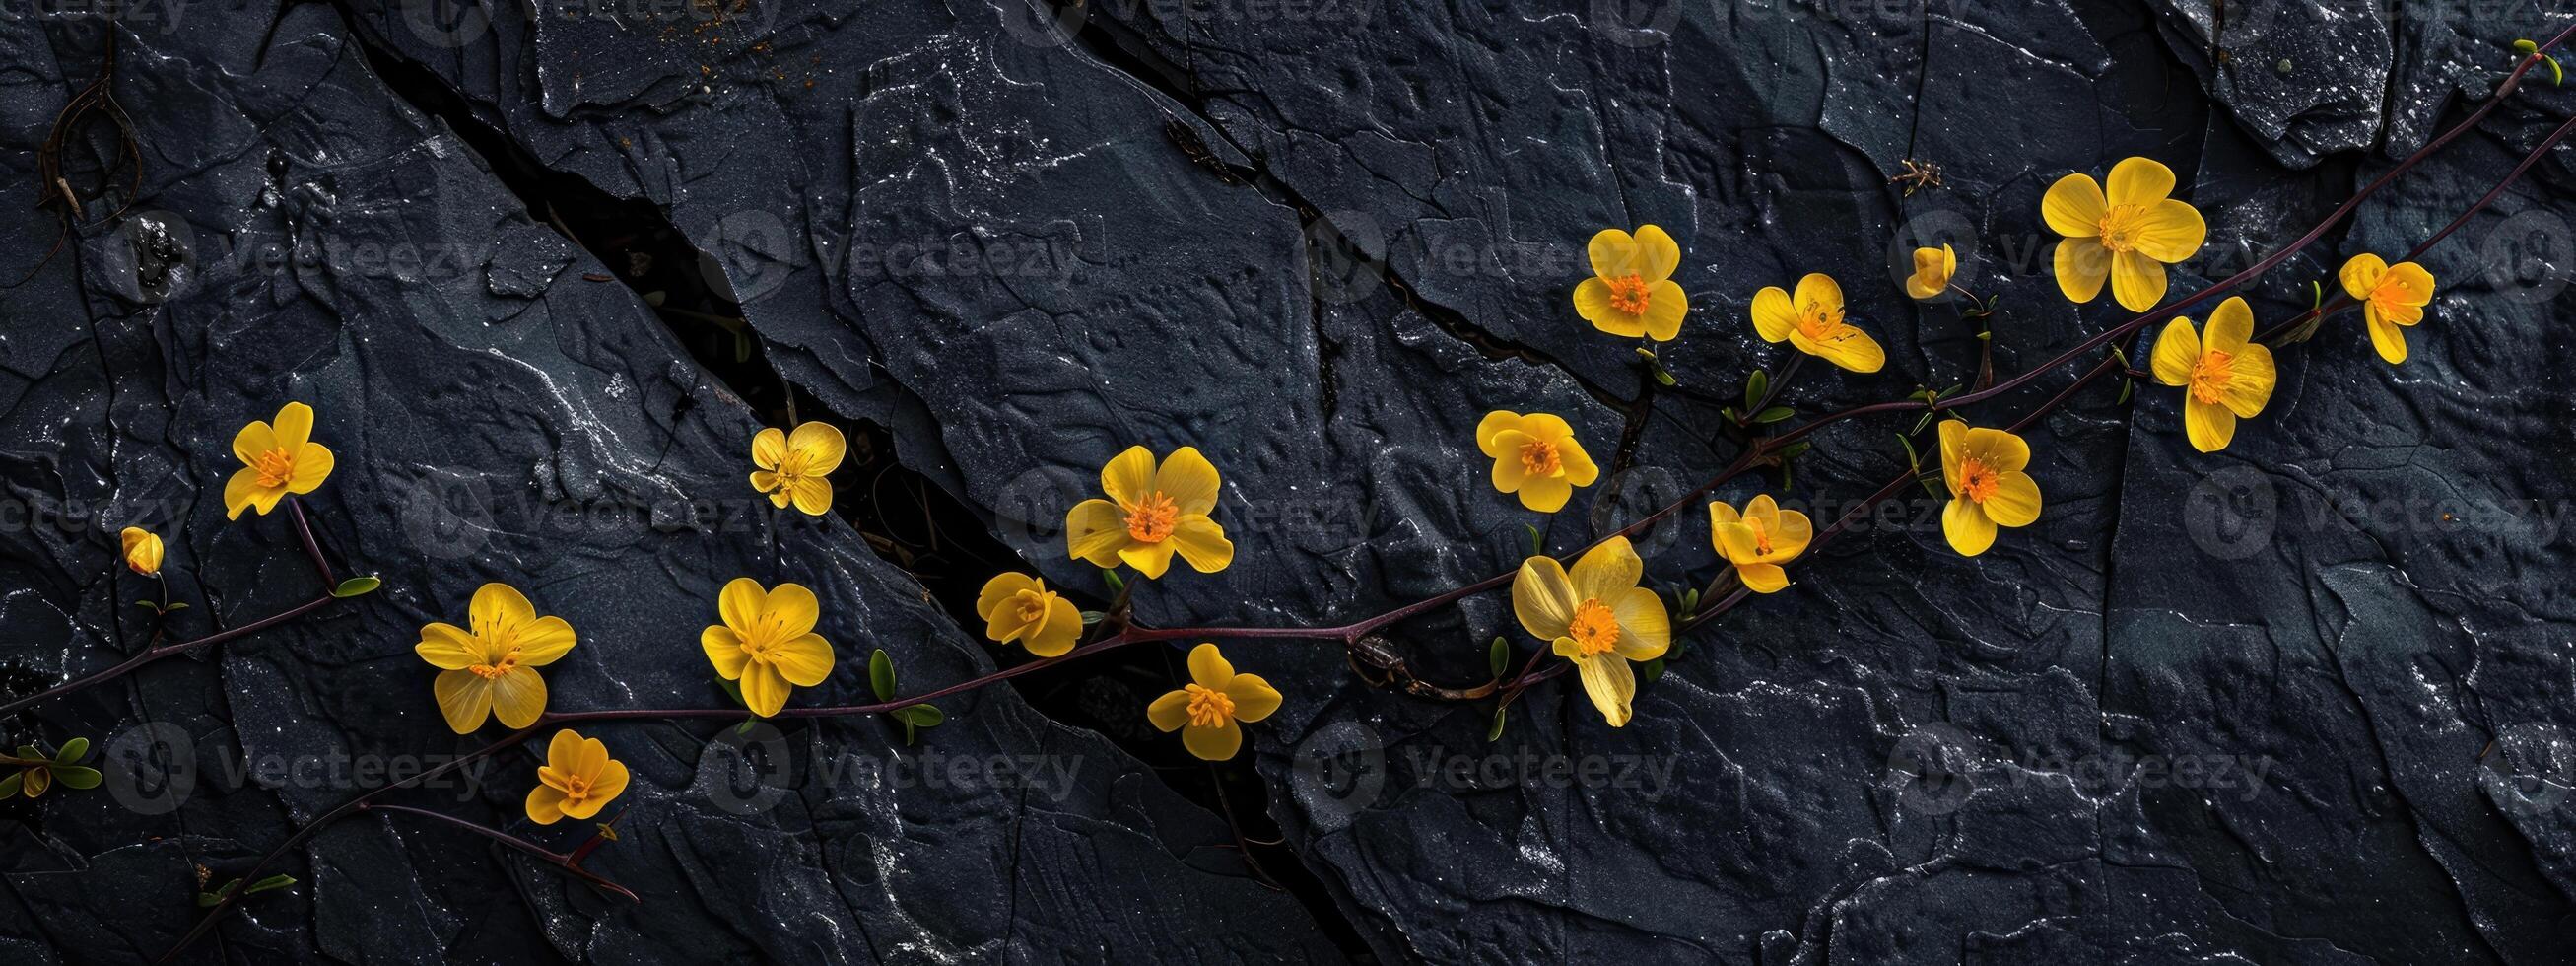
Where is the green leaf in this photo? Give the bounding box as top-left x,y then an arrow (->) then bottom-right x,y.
201,879 -> 241,906
331,576 -> 381,598
1682,587 -> 1700,612
1640,657 -> 1665,685
1079,610 -> 1106,626
246,874 -> 298,895
2309,279 -> 2324,310
1100,568 -> 1126,595
869,650 -> 896,703
1525,523 -> 1544,557
0,773 -> 21,799
1898,434 -> 1921,471
2549,54 -> 2563,86
164,601 -> 187,612
1779,442 -> 1813,460
903,722 -> 918,746
1652,367 -> 1677,388
54,737 -> 88,765
15,745 -> 36,762
52,766 -> 102,790
897,705 -> 945,727
2516,37 -> 2540,55
2116,380 -> 2135,405
1753,407 -> 1795,424
1488,638 -> 1510,678
1744,370 -> 1769,409
196,892 -> 223,908
1486,706 -> 1507,742
135,600 -> 159,611
1975,329 -> 1992,341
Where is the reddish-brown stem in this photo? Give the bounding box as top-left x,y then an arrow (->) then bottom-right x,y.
358,802 -> 638,902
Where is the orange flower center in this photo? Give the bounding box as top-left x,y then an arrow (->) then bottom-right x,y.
467,649 -> 522,680
1013,590 -> 1050,625
768,449 -> 820,493
1746,518 -> 1776,556
2187,350 -> 2235,405
1125,492 -> 1180,543
1567,598 -> 1621,657
2095,203 -> 2149,253
252,448 -> 298,487
559,773 -> 593,803
1796,299 -> 1846,342
1519,438 -> 1562,477
1183,683 -> 1236,727
735,612 -> 798,663
1605,274 -> 1653,314
1957,455 -> 2000,504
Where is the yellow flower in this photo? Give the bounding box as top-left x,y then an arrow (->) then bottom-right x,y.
701,578 -> 836,717
2044,157 -> 2207,311
1937,420 -> 2042,557
1064,446 -> 1234,579
751,422 -> 847,516
525,729 -> 629,825
2150,296 -> 2277,452
1145,643 -> 1282,760
976,572 -> 1083,657
224,401 -> 335,519
2339,253 -> 2437,364
1905,244 -> 1956,300
416,584 -> 579,733
1708,495 -> 1811,593
1511,536 -> 1670,727
1751,273 -> 1886,373
1474,411 -> 1601,513
120,526 -> 164,577
1573,225 -> 1688,341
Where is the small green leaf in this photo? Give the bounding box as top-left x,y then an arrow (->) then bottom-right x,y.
1079,610 -> 1106,626
15,745 -> 36,762
1486,706 -> 1507,742
331,576 -> 381,598
2549,54 -> 2563,86
1975,329 -> 1992,341
1898,434 -> 1921,471
1744,370 -> 1769,409
1634,346 -> 1659,362
52,766 -> 102,790
1683,587 -> 1700,611
196,892 -> 223,908
135,600 -> 159,611
165,601 -> 187,612
897,705 -> 945,727
2116,380 -> 2135,405
1488,638 -> 1510,678
246,874 -> 297,895
1753,406 -> 1795,424
903,722 -> 918,746
0,773 -> 21,799
1100,568 -> 1126,594
1652,367 -> 1677,387
54,737 -> 88,764
869,650 -> 897,703
1639,657 -> 1665,685
1779,442 -> 1813,460
1525,523 -> 1544,557
2516,38 -> 2540,55
2309,279 -> 2324,309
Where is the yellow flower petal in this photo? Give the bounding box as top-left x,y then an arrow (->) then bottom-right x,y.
1942,500 -> 1998,557
751,427 -> 787,470
2054,239 -> 2109,304
739,661 -> 789,717
1488,430 -> 1534,493
1633,224 -> 1680,283
2205,296 -> 2254,353
718,578 -> 768,633
787,422 -> 847,473
2183,398 -> 2237,452
525,785 -> 568,825
1771,509 -> 1813,556
788,475 -> 834,516
416,623 -> 482,670
1027,597 -> 1083,657
1187,642 -> 1234,689
434,671 -> 494,733
1608,586 -> 1669,659
2222,344 -> 2275,418
701,625 -> 751,679
2369,316 -> 2409,364
2106,156 -> 2176,206
271,401 -> 315,452
1146,689 -> 1192,731
1641,280 -> 1688,341
1183,721 -> 1243,760
515,615 -> 578,666
1170,516 -> 1234,573
1573,654 -> 1636,727
1154,447 -> 1222,516
569,760 -> 628,819
232,419 -> 277,468
1568,536 -> 1642,603
1517,475 -> 1573,513
1587,228 -> 1640,280
546,729 -> 586,776
764,583 -> 821,638
1794,273 -> 1843,316
1225,673 -> 1283,723
976,573 -> 1039,622
1713,520 -> 1761,564
1982,472 -> 2043,527
1119,540 -> 1179,579
1737,562 -> 1789,593
1965,427 -> 2031,473
2384,261 -> 2436,306
2109,250 -> 2167,311
1065,499 -> 1128,566
1749,285 -> 1796,343
1512,555 -> 1578,640
1573,277 -> 1614,321
1937,419 -> 1968,494
2042,172 -> 2107,238
2338,253 -> 2388,300
1805,325 -> 1885,374
1708,499 -> 1742,531
767,633 -> 836,687
222,468 -> 262,519
2129,198 -> 2205,262
1101,446 -> 1157,508
2150,318 -> 2201,386
492,666 -> 548,728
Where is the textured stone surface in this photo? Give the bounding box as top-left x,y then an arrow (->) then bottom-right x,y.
6,0 -> 2576,962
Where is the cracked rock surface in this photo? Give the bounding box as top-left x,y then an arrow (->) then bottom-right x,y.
7,0 -> 2576,962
